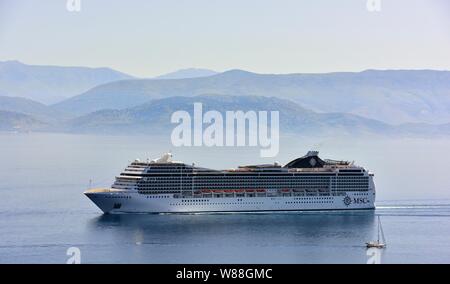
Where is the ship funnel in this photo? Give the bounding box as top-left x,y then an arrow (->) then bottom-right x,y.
306,151 -> 319,157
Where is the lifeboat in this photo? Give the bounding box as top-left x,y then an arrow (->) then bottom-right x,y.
281,189 -> 290,193
213,190 -> 224,194
224,190 -> 234,194
256,189 -> 266,193
234,189 -> 245,193
245,189 -> 255,193
201,189 -> 212,193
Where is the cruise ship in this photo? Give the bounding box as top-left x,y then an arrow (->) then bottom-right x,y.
84,151 -> 375,213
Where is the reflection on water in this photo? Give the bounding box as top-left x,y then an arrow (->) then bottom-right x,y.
91,212 -> 376,241
86,212 -> 376,263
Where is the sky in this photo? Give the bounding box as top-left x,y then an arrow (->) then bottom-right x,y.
0,0 -> 450,77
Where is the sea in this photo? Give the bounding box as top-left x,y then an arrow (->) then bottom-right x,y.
1,132 -> 450,264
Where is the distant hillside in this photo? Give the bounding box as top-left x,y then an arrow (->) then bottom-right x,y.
0,60 -> 134,104
4,94 -> 449,137
53,69 -> 450,124
0,110 -> 47,131
155,68 -> 218,79
0,96 -> 70,122
65,95 -> 448,137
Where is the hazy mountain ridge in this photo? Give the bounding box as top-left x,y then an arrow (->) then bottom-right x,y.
155,68 -> 218,79
3,94 -> 450,137
0,96 -> 71,122
52,69 -> 450,124
2,61 -> 449,136
0,60 -> 134,104
62,95 -> 449,137
0,110 -> 48,131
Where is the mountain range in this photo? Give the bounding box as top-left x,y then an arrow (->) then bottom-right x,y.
155,68 -> 218,80
0,60 -> 134,104
0,110 -> 48,131
2,94 -> 449,137
0,96 -> 69,123
51,69 -> 450,124
1,61 -> 450,136
64,95 -> 392,135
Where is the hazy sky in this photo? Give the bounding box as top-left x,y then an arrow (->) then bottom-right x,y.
0,0 -> 449,77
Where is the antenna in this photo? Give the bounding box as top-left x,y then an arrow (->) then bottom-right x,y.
377,215 -> 380,242
380,216 -> 386,244
192,162 -> 195,196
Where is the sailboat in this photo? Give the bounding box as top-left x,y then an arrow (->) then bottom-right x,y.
366,216 -> 386,249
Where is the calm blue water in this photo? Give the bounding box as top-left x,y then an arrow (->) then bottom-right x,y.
1,133 -> 450,263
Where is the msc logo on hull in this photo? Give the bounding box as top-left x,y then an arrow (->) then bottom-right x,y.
343,196 -> 370,206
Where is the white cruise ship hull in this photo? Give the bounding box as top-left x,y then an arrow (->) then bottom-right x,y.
85,190 -> 375,214
84,151 -> 377,214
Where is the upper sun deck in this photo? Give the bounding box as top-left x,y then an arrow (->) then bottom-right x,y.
231,151 -> 358,171
119,151 -> 364,177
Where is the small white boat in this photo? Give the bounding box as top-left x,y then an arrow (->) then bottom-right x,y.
366,216 -> 386,249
